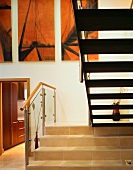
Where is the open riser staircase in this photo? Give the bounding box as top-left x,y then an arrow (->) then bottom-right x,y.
27,126 -> 133,170
72,0 -> 133,126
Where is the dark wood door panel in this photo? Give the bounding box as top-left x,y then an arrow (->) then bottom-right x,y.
2,83 -> 12,149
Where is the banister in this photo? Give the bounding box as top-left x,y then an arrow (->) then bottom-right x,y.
20,82 -> 56,111
41,82 -> 56,90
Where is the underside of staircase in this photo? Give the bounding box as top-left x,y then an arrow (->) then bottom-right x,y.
72,0 -> 133,127
27,125 -> 133,170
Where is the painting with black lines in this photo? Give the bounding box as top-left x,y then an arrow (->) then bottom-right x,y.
0,0 -> 12,62
61,0 -> 98,61
18,0 -> 55,61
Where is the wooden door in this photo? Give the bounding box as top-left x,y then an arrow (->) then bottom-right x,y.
11,83 -> 18,122
11,83 -> 18,145
18,82 -> 25,100
2,83 -> 12,149
2,82 -> 18,148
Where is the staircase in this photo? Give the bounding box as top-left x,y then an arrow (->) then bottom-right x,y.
27,125 -> 133,170
26,1 -> 133,169
72,1 -> 133,126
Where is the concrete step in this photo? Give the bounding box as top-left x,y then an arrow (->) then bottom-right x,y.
40,135 -> 133,147
45,126 -> 133,136
27,160 -> 133,170
34,146 -> 133,161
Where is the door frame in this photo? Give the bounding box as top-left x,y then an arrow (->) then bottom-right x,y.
0,78 -> 30,155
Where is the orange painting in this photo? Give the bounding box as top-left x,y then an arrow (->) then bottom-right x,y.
18,0 -> 55,61
0,0 -> 12,62
61,0 -> 79,61
61,0 -> 98,61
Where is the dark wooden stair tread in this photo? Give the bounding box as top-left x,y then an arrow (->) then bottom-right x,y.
92,123 -> 133,127
83,62 -> 133,73
74,9 -> 133,31
91,105 -> 133,110
88,93 -> 133,100
91,114 -> 133,119
86,79 -> 133,87
79,39 -> 133,54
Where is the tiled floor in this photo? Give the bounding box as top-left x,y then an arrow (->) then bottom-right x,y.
0,143 -> 25,170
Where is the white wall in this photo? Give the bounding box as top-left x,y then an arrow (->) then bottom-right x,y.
99,0 -> 132,9
0,0 -> 133,123
0,0 -> 88,123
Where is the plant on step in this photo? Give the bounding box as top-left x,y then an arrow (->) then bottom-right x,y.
112,87 -> 125,121
112,101 -> 120,121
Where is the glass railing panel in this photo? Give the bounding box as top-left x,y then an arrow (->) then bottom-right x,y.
27,87 -> 44,164
24,83 -> 56,167
44,87 -> 55,125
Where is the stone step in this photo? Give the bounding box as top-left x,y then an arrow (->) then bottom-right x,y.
45,126 -> 133,136
27,160 -> 133,170
28,125 -> 133,169
40,135 -> 133,147
34,146 -> 133,161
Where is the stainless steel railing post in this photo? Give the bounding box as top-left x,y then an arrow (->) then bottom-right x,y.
24,109 -> 29,169
42,87 -> 45,135
54,89 -> 56,123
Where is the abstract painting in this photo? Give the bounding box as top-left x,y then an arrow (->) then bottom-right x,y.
0,0 -> 12,62
18,0 -> 55,61
61,0 -> 98,61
